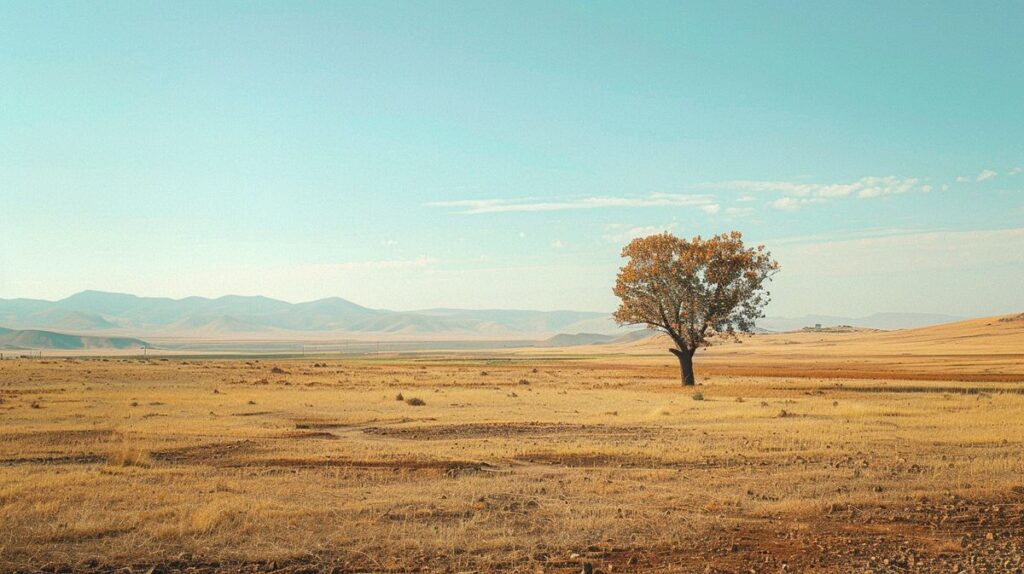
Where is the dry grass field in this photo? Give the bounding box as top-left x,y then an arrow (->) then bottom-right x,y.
2,317 -> 1024,573
586,314 -> 1024,383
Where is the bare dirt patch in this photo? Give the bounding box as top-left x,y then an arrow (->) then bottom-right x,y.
241,456 -> 495,476
273,430 -> 338,440
292,416 -> 435,430
362,421 -> 661,440
151,440 -> 260,465
0,453 -> 105,466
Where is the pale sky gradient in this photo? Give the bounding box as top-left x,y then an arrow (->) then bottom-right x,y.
1,1 -> 1022,316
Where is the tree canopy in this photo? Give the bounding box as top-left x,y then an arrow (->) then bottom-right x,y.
613,231 -> 779,385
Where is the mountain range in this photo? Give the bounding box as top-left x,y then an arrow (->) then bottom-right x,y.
0,291 -> 618,339
0,290 -> 968,341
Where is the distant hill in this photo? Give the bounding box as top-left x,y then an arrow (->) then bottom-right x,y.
282,297 -> 383,330
536,333 -> 616,347
0,301 -> 116,332
165,315 -> 275,335
410,308 -> 610,334
25,308 -> 117,331
0,327 -> 148,350
608,329 -> 659,344
344,313 -> 491,336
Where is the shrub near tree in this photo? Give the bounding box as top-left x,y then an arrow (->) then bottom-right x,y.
613,231 -> 779,386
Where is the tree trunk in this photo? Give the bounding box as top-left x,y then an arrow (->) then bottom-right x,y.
669,347 -> 696,386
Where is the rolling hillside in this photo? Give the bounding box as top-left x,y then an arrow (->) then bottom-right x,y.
0,327 -> 149,350
536,332 -> 616,347
600,313 -> 1024,381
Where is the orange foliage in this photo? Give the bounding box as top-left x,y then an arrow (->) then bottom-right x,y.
612,231 -> 778,383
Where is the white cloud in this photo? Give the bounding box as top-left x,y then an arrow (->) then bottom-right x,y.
701,203 -> 721,215
856,178 -> 929,198
737,193 -> 756,202
706,176 -> 929,205
602,223 -> 677,243
771,197 -> 825,211
551,239 -> 564,249
1009,167 -> 1022,176
428,193 -> 717,214
380,239 -> 399,246
959,169 -> 1000,182
725,206 -> 755,217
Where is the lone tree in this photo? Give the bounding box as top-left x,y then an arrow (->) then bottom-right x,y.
613,231 -> 779,386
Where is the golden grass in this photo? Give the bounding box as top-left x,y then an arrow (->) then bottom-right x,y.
0,354 -> 1022,572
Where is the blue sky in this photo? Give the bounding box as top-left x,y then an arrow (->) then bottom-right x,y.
1,1 -> 1022,316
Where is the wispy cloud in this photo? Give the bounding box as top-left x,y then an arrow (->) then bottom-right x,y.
959,169 -> 999,183
428,193 -> 716,214
724,206 -> 755,217
602,223 -> 677,243
699,175 -> 931,210
706,176 -> 928,205
771,197 -> 825,211
1010,167 -> 1022,176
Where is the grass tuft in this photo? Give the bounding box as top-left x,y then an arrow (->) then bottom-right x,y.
106,444 -> 152,468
